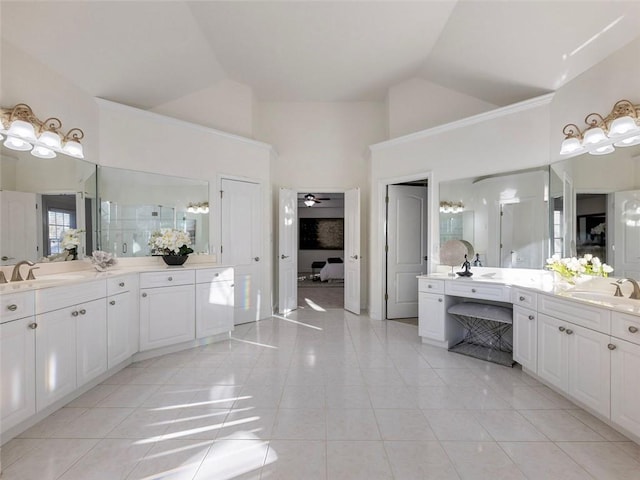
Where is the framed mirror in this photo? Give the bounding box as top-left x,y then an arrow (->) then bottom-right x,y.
98,166 -> 209,257
0,145 -> 97,265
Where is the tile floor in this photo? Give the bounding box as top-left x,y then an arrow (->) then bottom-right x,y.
2,308 -> 640,479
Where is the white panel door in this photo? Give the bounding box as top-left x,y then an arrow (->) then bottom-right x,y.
0,190 -> 39,264
344,188 -> 361,314
513,306 -> 537,372
278,188 -> 298,314
76,298 -> 108,387
196,281 -> 235,338
536,313 -> 568,391
221,178 -> 263,324
611,338 -> 640,435
614,190 -> 640,280
387,185 -> 427,319
418,293 -> 445,341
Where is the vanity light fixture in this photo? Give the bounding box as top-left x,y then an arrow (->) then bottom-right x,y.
0,103 -> 85,159
560,99 -> 640,156
439,201 -> 464,214
187,202 -> 209,214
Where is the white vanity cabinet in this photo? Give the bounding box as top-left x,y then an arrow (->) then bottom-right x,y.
139,270 -> 196,351
75,297 -> 108,386
513,305 -> 537,372
195,268 -> 234,338
0,291 -> 36,432
418,291 -> 445,341
610,338 -> 640,435
107,275 -> 139,368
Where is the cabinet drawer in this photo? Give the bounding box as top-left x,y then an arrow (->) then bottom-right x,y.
538,294 -> 610,334
196,267 -> 234,284
512,288 -> 537,309
445,281 -> 509,302
612,311 -> 640,346
140,270 -> 194,288
418,278 -> 444,294
36,280 -> 107,314
0,291 -> 35,323
107,274 -> 137,296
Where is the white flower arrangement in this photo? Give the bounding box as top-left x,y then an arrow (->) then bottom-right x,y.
149,228 -> 194,256
91,250 -> 117,272
546,253 -> 613,280
60,228 -> 84,250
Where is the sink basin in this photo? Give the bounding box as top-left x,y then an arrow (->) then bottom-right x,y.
559,290 -> 640,307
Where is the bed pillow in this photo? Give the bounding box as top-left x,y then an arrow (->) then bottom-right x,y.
327,257 -> 343,263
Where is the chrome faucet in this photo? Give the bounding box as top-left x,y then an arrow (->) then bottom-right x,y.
10,260 -> 35,282
617,278 -> 640,300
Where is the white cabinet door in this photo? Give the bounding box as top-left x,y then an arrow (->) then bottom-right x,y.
537,313 -> 568,391
567,323 -> 611,418
196,281 -> 234,338
1,317 -> 36,432
76,298 -> 108,387
140,285 -> 195,351
36,307 -> 77,410
107,291 -> 137,368
418,292 -> 445,341
611,338 -> 640,436
513,306 -> 537,372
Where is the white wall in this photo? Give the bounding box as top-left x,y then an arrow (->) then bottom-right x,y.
151,79 -> 254,138
255,101 -> 387,310
387,77 -> 497,138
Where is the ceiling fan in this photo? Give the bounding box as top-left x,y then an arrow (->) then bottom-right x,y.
301,193 -> 330,207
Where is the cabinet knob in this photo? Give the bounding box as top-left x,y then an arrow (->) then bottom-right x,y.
109,300 -> 116,306
427,284 -> 432,289
79,309 -> 86,315
519,296 -> 525,301
629,326 -> 638,334
230,284 -> 234,287
608,343 -> 617,350
528,315 -> 534,320
7,304 -> 18,311
119,282 -> 125,287
566,329 -> 573,335
214,273 -> 219,277
558,326 -> 566,332
28,322 -> 38,329
254,257 -> 260,262
438,298 -> 443,303
142,292 -> 147,298
168,276 -> 173,281
72,310 -> 79,317
471,288 -> 477,293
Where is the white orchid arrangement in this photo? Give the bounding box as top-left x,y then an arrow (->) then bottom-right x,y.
60,228 -> 84,250
546,253 -> 613,279
149,228 -> 194,256
91,250 -> 117,271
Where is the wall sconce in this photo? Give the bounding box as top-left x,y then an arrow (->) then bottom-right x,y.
187,202 -> 209,214
0,103 -> 85,159
440,201 -> 464,213
560,99 -> 640,157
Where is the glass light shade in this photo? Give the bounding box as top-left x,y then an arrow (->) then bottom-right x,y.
589,144 -> 615,156
609,116 -> 640,137
582,127 -> 607,145
614,134 -> 640,147
37,130 -> 62,149
4,136 -> 33,151
62,139 -> 84,158
559,137 -> 584,155
7,120 -> 37,142
31,145 -> 56,159
304,200 -> 315,207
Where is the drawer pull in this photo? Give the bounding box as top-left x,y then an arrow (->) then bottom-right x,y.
519,296 -> 525,301
629,326 -> 639,334
214,273 -> 219,277
110,300 -> 116,306
29,322 -> 38,329
558,326 -> 566,332
608,343 -> 617,350
168,276 -> 173,281
142,292 -> 148,298
7,304 -> 18,311
438,298 -> 443,303
528,315 -> 534,320
471,288 -> 477,293
566,329 -> 573,335
427,284 -> 432,289
119,282 -> 125,287
79,309 -> 86,315
72,310 -> 79,317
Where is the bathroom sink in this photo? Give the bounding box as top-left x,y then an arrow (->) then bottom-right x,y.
559,290 -> 639,307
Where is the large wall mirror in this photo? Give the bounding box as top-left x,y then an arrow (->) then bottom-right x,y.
98,166 -> 209,257
0,145 -> 97,265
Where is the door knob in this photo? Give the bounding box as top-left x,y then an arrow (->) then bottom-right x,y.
281,254 -> 289,259
254,257 -> 260,262
350,255 -> 358,260
519,296 -> 525,301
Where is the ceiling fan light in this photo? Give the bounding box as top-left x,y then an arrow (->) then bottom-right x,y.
7,120 -> 37,142
4,135 -> 33,151
62,139 -> 84,158
589,144 -> 615,155
582,127 -> 607,145
559,137 -> 584,155
614,134 -> 640,147
609,116 -> 639,137
38,130 -> 62,149
304,199 -> 315,207
31,145 -> 57,159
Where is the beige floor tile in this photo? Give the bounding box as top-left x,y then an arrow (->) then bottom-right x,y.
271,408 -> 326,440
327,408 -> 381,440
374,409 -> 436,440
384,441 -> 460,480
126,439 -> 213,480
327,440 -> 393,480
260,440 -> 326,480
500,441 -> 593,479
519,410 -> 605,441
558,442 -> 640,480
474,410 -> 548,441
424,410 -> 492,441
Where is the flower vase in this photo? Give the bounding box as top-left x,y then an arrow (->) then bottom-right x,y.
162,255 -> 189,266
66,247 -> 77,261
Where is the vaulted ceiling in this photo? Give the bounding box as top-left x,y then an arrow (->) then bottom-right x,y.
2,1 -> 640,109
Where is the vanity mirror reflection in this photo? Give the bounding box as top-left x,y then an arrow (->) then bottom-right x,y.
0,145 -> 97,265
98,166 -> 209,257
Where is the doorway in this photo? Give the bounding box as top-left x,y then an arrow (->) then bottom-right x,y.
576,193 -> 608,263
385,179 -> 428,323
